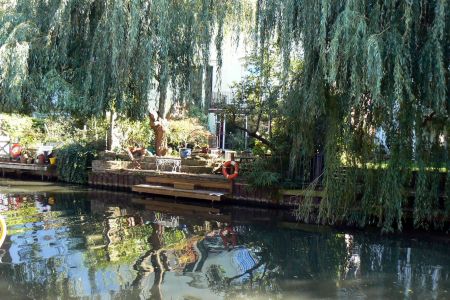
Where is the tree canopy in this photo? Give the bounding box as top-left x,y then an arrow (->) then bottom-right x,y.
0,0 -> 249,118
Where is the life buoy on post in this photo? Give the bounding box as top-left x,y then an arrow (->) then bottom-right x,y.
222,161 -> 239,180
10,143 -> 22,159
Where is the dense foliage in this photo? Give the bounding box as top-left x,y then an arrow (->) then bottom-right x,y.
167,117 -> 210,149
0,113 -> 107,147
0,0 -> 249,117
1,1 -> 448,231
56,142 -> 99,184
250,0 -> 449,231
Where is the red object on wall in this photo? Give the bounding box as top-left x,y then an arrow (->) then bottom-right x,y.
10,143 -> 22,159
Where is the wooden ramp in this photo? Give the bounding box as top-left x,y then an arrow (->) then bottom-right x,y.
132,174 -> 232,201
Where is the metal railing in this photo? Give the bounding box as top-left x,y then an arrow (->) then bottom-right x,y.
210,91 -> 235,109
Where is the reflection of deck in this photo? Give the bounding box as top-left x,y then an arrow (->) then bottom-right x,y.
133,184 -> 225,201
0,162 -> 51,180
132,198 -> 232,222
132,174 -> 232,202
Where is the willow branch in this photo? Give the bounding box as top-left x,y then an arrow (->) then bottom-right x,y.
226,261 -> 265,285
232,123 -> 274,149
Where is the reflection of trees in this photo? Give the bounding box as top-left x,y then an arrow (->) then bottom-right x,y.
206,227 -> 348,299
149,223 -> 165,300
214,229 -> 450,299
131,222 -> 195,299
354,234 -> 450,298
0,191 -> 156,298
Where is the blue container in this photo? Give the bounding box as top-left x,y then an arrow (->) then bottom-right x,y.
180,148 -> 192,158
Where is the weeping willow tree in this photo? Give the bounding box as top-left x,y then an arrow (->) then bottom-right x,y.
1,1 -> 449,230
0,0 -> 250,155
250,0 -> 449,231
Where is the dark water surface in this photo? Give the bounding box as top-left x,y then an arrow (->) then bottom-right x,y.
0,179 -> 449,299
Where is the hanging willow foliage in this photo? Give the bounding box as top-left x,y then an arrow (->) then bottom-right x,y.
0,0 -> 250,118
252,0 -> 449,231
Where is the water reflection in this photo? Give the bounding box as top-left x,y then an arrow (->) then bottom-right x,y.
0,183 -> 448,299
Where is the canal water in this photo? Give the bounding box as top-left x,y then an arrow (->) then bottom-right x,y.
0,179 -> 449,299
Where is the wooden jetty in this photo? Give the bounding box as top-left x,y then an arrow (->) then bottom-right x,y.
87,159 -> 318,205
132,172 -> 232,202
0,162 -> 55,180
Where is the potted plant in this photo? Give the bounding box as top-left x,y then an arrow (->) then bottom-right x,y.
179,131 -> 193,159
201,144 -> 209,153
179,142 -> 192,159
169,118 -> 209,159
20,151 -> 29,164
20,153 -> 28,164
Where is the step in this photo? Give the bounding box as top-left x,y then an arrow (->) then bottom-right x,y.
174,182 -> 195,190
132,184 -> 225,201
146,175 -> 232,191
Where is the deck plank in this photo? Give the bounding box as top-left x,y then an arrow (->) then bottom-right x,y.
0,162 -> 48,171
132,184 -> 225,201
146,175 -> 231,191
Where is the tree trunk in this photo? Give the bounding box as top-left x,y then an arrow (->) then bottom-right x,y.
106,111 -> 114,151
149,111 -> 168,156
149,69 -> 170,156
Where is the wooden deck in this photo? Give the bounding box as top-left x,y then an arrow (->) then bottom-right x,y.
132,173 -> 232,201
132,184 -> 225,201
0,162 -> 50,180
145,174 -> 232,191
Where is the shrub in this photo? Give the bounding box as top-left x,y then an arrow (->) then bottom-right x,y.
114,118 -> 153,150
168,117 -> 210,149
56,142 -> 99,184
243,158 -> 281,189
0,113 -> 42,147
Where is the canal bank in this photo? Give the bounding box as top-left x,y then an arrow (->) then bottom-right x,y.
0,157 -> 448,230
87,158 -> 326,207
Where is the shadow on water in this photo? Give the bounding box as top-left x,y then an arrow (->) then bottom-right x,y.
0,179 -> 449,299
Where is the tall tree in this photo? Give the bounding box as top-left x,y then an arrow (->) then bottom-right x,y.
0,0 -> 248,155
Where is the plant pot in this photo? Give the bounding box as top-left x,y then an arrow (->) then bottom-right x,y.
37,154 -> 45,165
49,157 -> 57,165
201,146 -> 209,153
179,148 -> 192,159
27,158 -> 34,164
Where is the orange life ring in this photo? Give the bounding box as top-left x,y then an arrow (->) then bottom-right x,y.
10,143 -> 22,159
222,161 -> 239,180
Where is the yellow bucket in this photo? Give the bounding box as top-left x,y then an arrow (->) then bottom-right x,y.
49,157 -> 57,165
